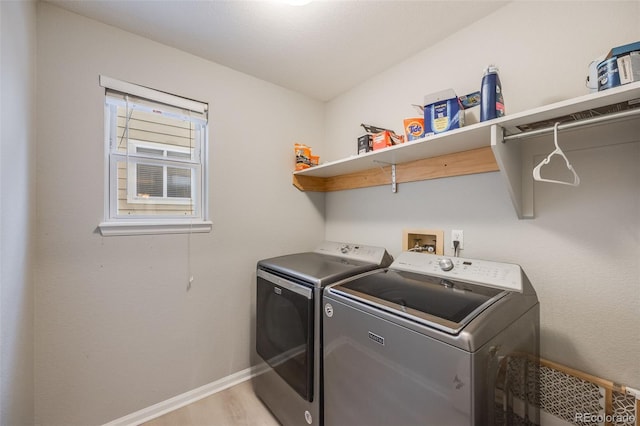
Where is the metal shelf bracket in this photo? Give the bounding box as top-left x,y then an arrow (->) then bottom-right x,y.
374,160 -> 397,193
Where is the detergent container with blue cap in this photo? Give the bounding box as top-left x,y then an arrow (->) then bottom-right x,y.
480,65 -> 505,122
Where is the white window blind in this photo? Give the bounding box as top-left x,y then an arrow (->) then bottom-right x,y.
99,76 -> 211,236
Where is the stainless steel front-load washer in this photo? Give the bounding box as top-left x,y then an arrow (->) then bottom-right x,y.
323,251 -> 540,426
253,241 -> 393,426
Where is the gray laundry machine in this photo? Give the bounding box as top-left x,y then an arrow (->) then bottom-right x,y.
253,241 -> 393,426
323,251 -> 540,426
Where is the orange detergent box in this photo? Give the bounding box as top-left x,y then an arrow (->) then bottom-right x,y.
403,117 -> 425,141
372,131 -> 392,150
372,131 -> 402,151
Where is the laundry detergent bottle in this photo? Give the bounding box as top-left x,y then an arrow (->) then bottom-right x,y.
480,65 -> 505,122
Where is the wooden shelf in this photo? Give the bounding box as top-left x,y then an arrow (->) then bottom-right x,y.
293,146 -> 498,192
293,81 -> 640,217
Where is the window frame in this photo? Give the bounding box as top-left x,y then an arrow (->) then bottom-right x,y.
98,75 -> 212,236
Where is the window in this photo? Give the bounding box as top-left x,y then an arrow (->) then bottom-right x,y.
99,76 -> 211,236
127,140 -> 194,205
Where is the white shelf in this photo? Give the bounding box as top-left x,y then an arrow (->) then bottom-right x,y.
498,81 -> 640,136
492,81 -> 640,219
294,81 -> 640,218
295,82 -> 640,179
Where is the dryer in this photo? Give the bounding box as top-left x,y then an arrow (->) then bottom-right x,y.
253,241 -> 392,426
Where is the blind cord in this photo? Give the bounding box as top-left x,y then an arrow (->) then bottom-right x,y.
118,95 -> 134,151
187,221 -> 193,292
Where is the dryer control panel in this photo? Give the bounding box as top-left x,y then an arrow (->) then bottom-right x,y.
315,241 -> 393,266
391,251 -> 523,292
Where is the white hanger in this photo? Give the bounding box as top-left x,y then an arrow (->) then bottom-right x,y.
532,122 -> 580,186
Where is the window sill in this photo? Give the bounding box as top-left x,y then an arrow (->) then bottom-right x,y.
98,220 -> 212,236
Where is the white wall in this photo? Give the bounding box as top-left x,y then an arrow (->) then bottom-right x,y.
324,1 -> 640,389
35,3 -> 325,424
0,1 -> 37,425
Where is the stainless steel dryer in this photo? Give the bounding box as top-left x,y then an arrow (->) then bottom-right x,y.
253,241 -> 393,426
323,251 -> 540,426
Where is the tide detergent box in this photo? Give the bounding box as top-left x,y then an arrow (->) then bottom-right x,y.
403,118 -> 425,141
423,89 -> 464,136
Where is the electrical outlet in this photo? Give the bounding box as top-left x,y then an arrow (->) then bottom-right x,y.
451,229 -> 464,249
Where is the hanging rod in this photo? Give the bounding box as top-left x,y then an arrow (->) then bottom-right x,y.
503,106 -> 640,142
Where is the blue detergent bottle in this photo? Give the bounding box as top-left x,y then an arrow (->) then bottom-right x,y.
480,65 -> 505,122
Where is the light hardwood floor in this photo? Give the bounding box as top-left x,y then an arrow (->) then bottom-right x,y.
143,380 -> 280,426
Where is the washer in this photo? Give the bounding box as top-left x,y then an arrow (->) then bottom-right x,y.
253,241 -> 393,426
323,251 -> 540,426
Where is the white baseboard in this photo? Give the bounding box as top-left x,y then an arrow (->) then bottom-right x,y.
103,363 -> 269,426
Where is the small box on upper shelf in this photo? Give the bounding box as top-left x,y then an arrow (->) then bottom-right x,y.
372,131 -> 393,151
423,89 -> 465,136
357,134 -> 372,154
598,40 -> 640,91
372,131 -> 404,151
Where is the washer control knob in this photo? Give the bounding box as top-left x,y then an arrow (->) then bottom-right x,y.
439,258 -> 454,272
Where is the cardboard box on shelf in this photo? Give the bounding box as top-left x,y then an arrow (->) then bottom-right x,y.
459,91 -> 481,109
605,40 -> 640,59
423,89 -> 465,136
371,131 -> 404,151
403,118 -> 425,141
357,134 -> 372,154
599,40 -> 640,89
360,123 -> 404,152
372,131 -> 393,151
618,51 -> 640,85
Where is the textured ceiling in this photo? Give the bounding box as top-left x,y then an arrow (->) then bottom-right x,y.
45,0 -> 509,101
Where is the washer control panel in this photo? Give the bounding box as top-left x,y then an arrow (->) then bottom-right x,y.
315,241 -> 392,265
392,251 -> 523,292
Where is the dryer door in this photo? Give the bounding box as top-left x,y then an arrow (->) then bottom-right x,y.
256,269 -> 314,402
